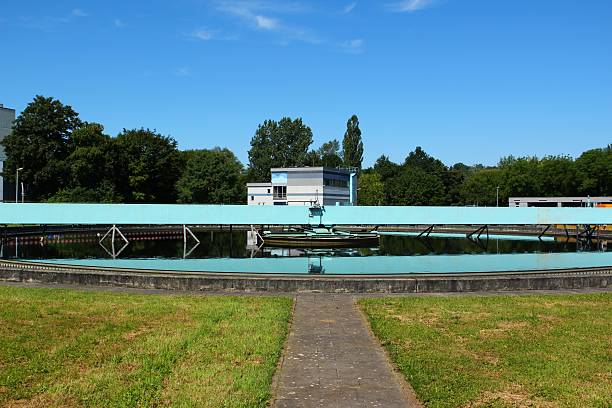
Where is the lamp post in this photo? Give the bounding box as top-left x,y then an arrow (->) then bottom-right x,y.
496,186 -> 500,207
15,167 -> 23,204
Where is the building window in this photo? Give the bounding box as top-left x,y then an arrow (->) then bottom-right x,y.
250,195 -> 254,201
271,172 -> 288,184
273,185 -> 287,199
324,178 -> 348,188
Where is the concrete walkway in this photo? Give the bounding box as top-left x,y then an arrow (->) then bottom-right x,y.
273,294 -> 420,408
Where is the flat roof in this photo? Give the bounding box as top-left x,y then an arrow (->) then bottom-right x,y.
246,182 -> 272,187
510,197 -> 611,203
271,167 -> 353,174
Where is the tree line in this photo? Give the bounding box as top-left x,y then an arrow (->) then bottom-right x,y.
359,147 -> 610,206
1,96 -> 364,203
2,95 -> 609,205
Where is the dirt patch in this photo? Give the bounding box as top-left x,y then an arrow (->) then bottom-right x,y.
478,328 -> 508,339
3,392 -> 80,408
122,326 -> 154,340
478,320 -> 531,339
465,384 -> 558,408
389,313 -> 441,326
498,321 -> 529,330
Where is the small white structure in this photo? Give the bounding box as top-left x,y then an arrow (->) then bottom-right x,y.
247,167 -> 358,206
509,197 -> 612,207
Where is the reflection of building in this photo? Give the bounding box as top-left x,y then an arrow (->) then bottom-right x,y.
247,167 -> 358,206
509,197 -> 612,208
0,104 -> 16,202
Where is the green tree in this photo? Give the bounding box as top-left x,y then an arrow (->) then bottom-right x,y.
358,171 -> 384,205
387,167 -> 446,205
318,139 -> 343,167
248,117 -> 313,181
575,146 -> 611,196
403,147 -> 450,204
446,163 -> 473,205
48,123 -> 123,202
342,115 -> 364,169
498,156 -> 540,199
403,146 -> 447,177
536,155 -> 577,197
2,95 -> 82,201
306,140 -> 343,168
372,155 -> 400,205
177,148 -> 245,204
115,128 -> 181,202
373,155 -> 399,180
460,168 -> 504,206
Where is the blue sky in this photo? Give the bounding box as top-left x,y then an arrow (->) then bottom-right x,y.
1,0 -> 611,167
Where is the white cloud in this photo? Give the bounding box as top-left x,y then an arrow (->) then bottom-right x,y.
114,19 -> 126,28
254,15 -> 278,30
343,2 -> 357,13
213,0 -> 322,44
192,28 -> 214,40
340,38 -> 364,54
386,0 -> 435,12
71,9 -> 89,17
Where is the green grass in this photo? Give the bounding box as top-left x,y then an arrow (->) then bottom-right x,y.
0,286 -> 292,407
360,293 -> 612,408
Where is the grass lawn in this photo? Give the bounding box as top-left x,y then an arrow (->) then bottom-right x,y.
0,286 -> 292,407
360,293 -> 612,408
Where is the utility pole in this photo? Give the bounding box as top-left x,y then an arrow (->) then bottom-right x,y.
15,167 -> 23,204
496,186 -> 500,207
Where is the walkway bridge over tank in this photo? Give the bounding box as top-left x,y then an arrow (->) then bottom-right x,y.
1,203 -> 610,226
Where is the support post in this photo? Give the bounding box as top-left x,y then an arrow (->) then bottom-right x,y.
418,224 -> 435,238
182,225 -> 200,258
467,225 -> 488,240
538,224 -> 551,240
99,225 -> 129,259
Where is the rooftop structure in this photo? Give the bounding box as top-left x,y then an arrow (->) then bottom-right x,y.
246,167 -> 358,206
0,104 -> 15,161
0,104 -> 16,202
509,197 -> 612,208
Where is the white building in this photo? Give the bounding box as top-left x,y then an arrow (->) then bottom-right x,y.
0,104 -> 16,202
247,167 -> 358,206
509,197 -> 612,208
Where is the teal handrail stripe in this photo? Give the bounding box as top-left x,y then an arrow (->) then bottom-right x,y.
1,203 -> 611,225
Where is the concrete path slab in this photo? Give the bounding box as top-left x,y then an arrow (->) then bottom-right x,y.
273,294 -> 420,408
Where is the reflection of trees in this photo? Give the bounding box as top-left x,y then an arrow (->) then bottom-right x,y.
11,231 -> 581,261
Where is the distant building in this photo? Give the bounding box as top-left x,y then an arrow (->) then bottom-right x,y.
247,167 -> 358,206
0,104 -> 16,202
509,197 -> 612,208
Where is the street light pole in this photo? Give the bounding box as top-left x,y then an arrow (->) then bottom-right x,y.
496,186 -> 500,207
15,167 -> 23,204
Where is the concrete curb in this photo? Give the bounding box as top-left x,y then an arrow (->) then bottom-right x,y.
0,260 -> 609,293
